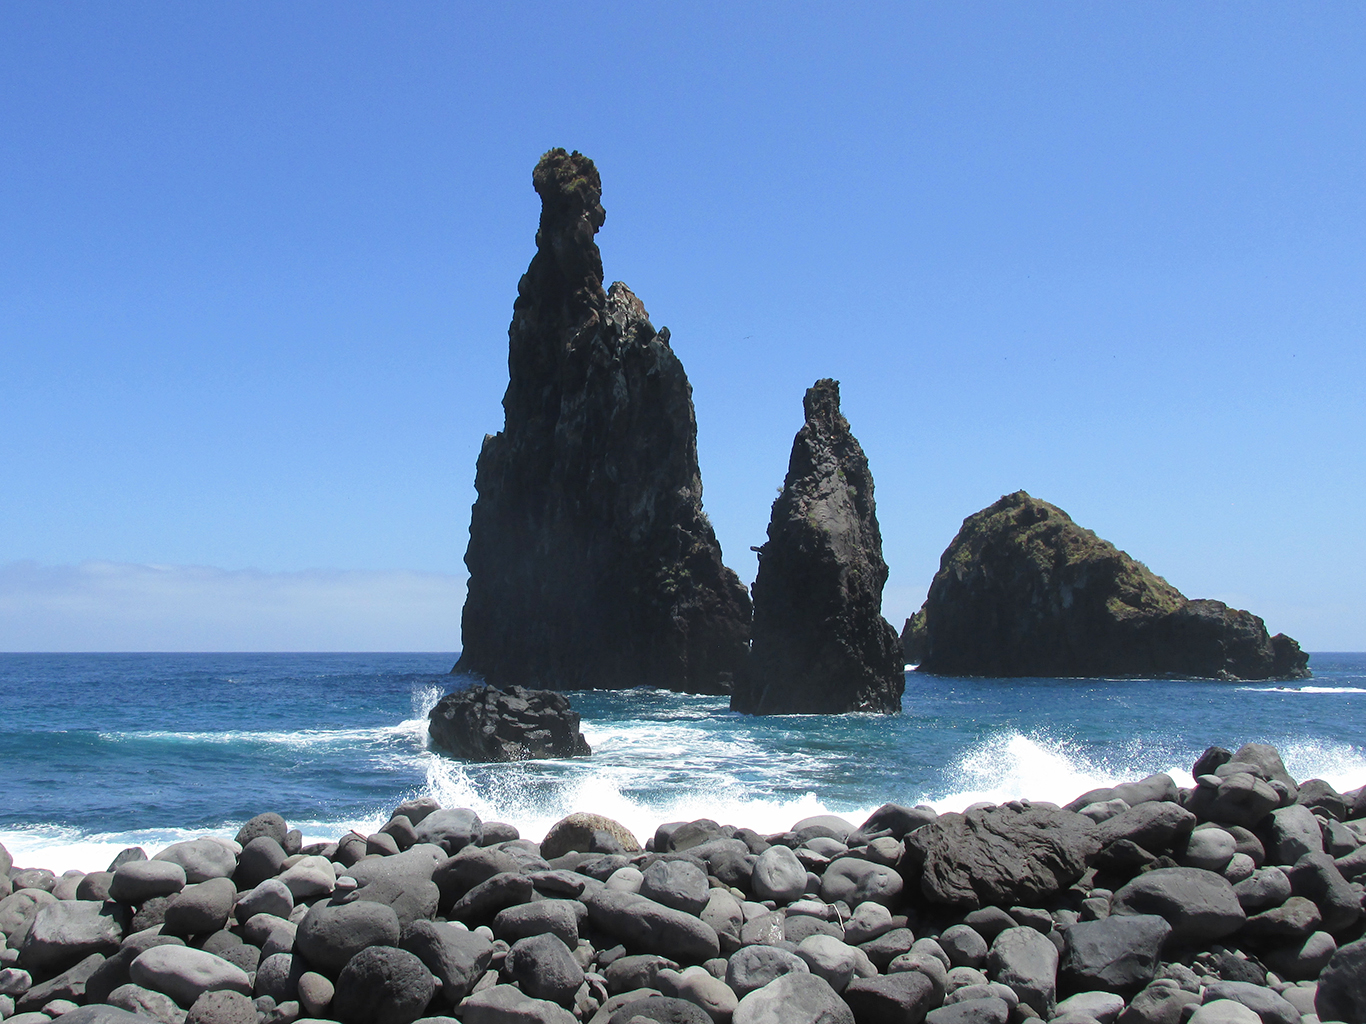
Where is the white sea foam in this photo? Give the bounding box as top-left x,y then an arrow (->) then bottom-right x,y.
1236,685 -> 1366,695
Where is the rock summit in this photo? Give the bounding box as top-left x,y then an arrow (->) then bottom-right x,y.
455,149 -> 751,694
909,491 -> 1310,680
732,379 -> 904,714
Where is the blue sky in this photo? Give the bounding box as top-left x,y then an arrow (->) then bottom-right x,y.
2,2 -> 1363,651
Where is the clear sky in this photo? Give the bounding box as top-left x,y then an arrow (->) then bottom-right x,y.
3,3 -> 1363,651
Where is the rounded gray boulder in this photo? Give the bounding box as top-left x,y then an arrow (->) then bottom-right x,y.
333,945 -> 436,1024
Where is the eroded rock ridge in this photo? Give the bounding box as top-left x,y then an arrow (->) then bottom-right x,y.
733,379 -> 904,714
455,149 -> 751,694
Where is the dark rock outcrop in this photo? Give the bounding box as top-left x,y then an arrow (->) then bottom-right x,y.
455,149 -> 751,694
428,684 -> 590,762
913,491 -> 1310,680
731,379 -> 904,715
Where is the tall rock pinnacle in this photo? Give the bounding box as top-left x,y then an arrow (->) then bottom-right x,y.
733,379 -> 905,714
455,149 -> 752,693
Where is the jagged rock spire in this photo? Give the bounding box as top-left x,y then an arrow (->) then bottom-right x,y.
455,149 -> 752,693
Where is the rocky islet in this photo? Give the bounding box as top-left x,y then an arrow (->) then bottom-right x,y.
1,742 -> 1363,1024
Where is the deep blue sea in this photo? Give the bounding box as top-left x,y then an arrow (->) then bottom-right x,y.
2,652 -> 1364,874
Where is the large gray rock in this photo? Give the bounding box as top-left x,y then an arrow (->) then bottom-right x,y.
733,378 -> 904,715
412,808 -> 483,853
639,860 -> 709,916
733,972 -> 854,1024
234,879 -> 293,922
1200,982 -> 1298,1024
16,951 -> 106,1012
1187,773 -> 1280,829
1188,1001 -> 1260,1024
1285,851 -> 1362,932
107,982 -> 184,1024
493,899 -> 582,948
1061,914 -> 1170,995
186,989 -> 258,1024
454,149 -> 751,698
1315,935 -> 1366,1024
296,899 -> 402,974
1094,802 -> 1195,854
796,935 -> 858,992
845,971 -> 936,1024
606,995 -> 711,1024
129,945 -> 251,1007
253,952 -> 304,1003
110,862 -> 187,904
1261,929 -> 1337,981
925,996 -> 1010,1024
725,945 -> 810,998
582,889 -> 720,963
1241,895 -> 1321,942
235,837 -> 287,888
506,933 -> 583,1006
18,900 -> 123,973
1233,868 -> 1291,911
904,805 -> 1099,909
40,1007 -> 159,1024
1116,981 -> 1201,1024
399,919 -> 492,1003
819,858 -> 903,908
163,878 -> 236,937
152,840 -> 236,883
428,685 -> 591,762
333,945 -> 435,1024
1267,805 -> 1323,865
1111,868 -> 1245,942
751,847 -> 807,904
986,926 -> 1057,1016
460,983 -> 577,1024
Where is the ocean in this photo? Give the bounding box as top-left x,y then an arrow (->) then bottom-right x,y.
2,652 -> 1363,874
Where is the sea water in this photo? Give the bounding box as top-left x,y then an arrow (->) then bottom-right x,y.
1,652 -> 1363,873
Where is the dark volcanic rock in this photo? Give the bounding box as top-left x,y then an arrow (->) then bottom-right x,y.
902,804 -> 1100,909
454,148 -> 751,695
427,684 -> 590,762
912,491 -> 1310,680
731,379 -> 904,714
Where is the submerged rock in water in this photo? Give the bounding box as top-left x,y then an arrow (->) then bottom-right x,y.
455,148 -> 751,694
732,379 -> 904,714
428,684 -> 590,762
912,491 -> 1310,680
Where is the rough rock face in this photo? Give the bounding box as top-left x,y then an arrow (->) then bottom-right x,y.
732,379 -> 904,714
455,149 -> 751,693
913,491 -> 1310,680
428,684 -> 590,762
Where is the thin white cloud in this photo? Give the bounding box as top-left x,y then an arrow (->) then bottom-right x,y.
0,561 -> 465,652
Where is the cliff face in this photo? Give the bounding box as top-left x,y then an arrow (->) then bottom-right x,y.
732,379 -> 905,714
455,149 -> 752,693
915,491 -> 1310,680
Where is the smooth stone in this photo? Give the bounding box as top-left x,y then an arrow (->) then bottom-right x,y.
253,953 -> 303,1003
925,996 -> 1010,1024
673,965 -> 738,1021
1055,992 -> 1125,1024
944,967 -> 988,995
235,838 -> 287,889
1268,806 -> 1324,865
1111,868 -> 1245,942
986,926 -> 1057,1016
606,868 -> 645,894
1234,868 -> 1291,911
1094,803 -> 1196,854
700,889 -> 744,953
129,945 -> 252,1007
411,808 -> 483,854
1061,914 -> 1170,995
152,841 -> 236,884
296,972 -> 334,1018
276,857 -> 335,900
295,900 -> 402,975
1115,981 -> 1201,1024
842,903 -> 893,945
76,873 -> 115,903
399,919 -> 493,1003
1181,830 -> 1237,872
163,879 -> 236,937
581,889 -> 720,964
750,848 -> 806,905
16,952 -> 106,1012
888,951 -> 948,1003
857,927 -> 915,971
110,863 -> 188,904
1242,896 -> 1321,942
333,945 -> 435,1024
1315,936 -> 1366,1024
38,1007 -> 157,1024
795,935 -> 857,992
107,982 -> 184,1024
235,814 -> 288,848
1222,853 -> 1255,884
187,989 -> 258,1024
640,861 -> 710,917
844,971 -> 937,1024
1078,801 -> 1131,824
1285,852 -> 1361,932
234,880 -> 293,922
449,872 -> 535,926
506,933 -> 584,1006
1201,982 -> 1299,1024
493,900 -> 582,948
1261,931 -> 1337,982
725,945 -> 809,998
733,973 -> 853,1024
18,900 -> 123,973
606,994 -> 710,1024
938,925 -> 987,969
819,858 -> 903,908
459,983 -> 577,1024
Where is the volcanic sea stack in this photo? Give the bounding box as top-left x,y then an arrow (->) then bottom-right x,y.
455,149 -> 751,693
733,379 -> 904,714
912,490 -> 1310,680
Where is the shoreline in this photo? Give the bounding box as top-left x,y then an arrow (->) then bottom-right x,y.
1,742 -> 1364,1024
